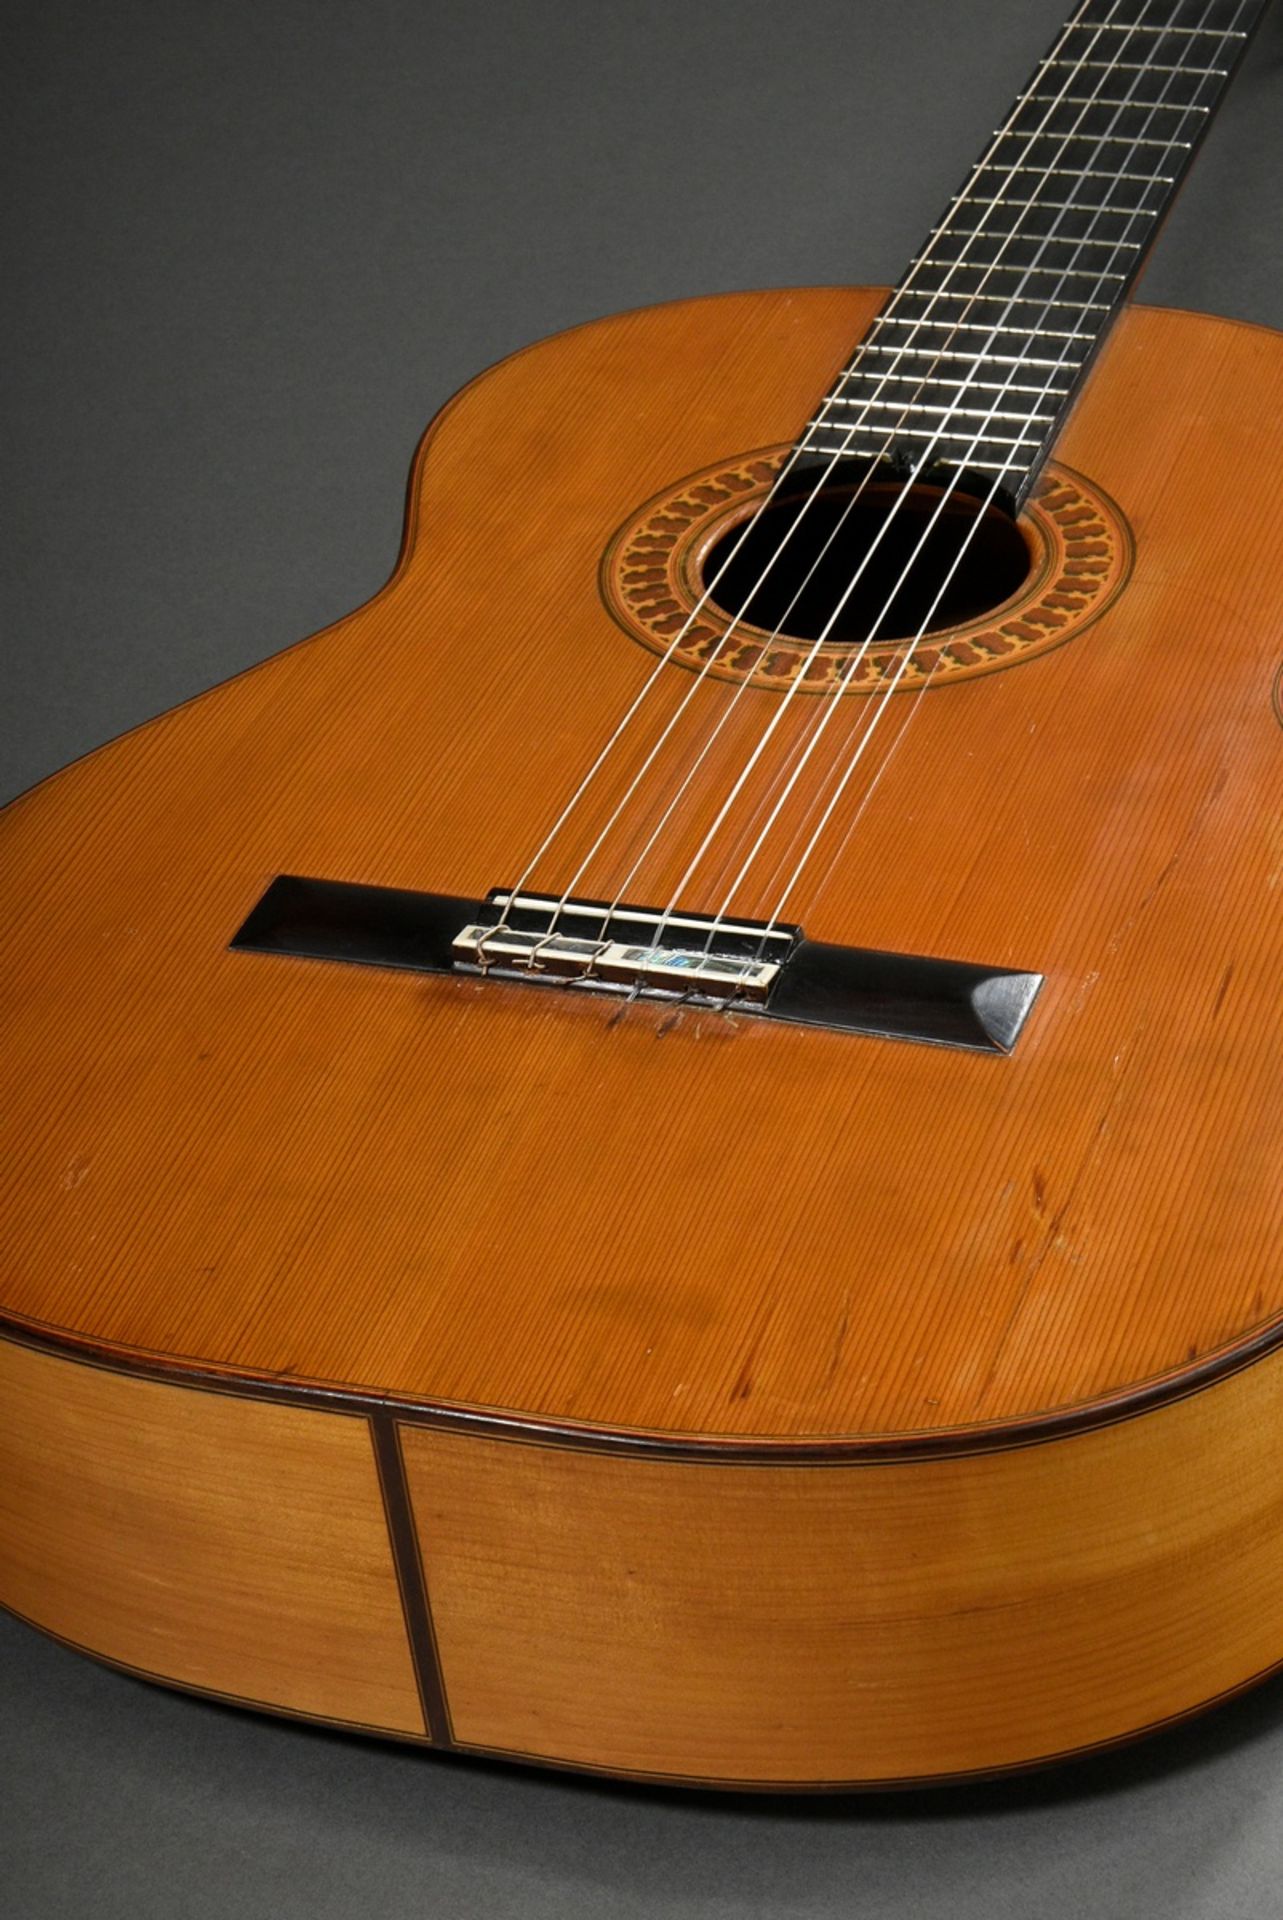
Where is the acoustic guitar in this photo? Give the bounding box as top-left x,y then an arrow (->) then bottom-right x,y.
2,0 -> 1280,1790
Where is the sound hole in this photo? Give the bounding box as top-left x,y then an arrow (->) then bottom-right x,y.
701,476 -> 1034,645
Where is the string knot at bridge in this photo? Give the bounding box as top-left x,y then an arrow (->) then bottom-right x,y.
453,893 -> 795,1005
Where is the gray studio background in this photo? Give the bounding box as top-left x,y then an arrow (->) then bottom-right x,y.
3,3 -> 1282,1916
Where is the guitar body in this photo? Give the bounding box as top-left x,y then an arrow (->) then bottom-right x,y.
1,284 -> 1281,1787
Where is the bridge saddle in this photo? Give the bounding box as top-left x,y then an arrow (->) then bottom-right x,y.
452,893 -> 794,1005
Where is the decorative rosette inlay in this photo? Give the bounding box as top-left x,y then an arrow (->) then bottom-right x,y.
601,448 -> 1133,695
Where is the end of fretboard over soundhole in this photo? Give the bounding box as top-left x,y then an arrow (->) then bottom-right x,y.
789,449 -> 1021,523
231,876 -> 1043,1053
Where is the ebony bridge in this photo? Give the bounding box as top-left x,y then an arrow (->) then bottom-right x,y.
232,876 -> 1042,1053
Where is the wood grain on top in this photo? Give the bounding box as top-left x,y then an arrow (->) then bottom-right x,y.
0,287 -> 1279,1447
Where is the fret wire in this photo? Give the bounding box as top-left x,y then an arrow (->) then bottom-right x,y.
832,370 -> 1072,396
1055,58 -> 1228,74
963,198 -> 1156,217
822,2 -> 1252,480
897,292 -> 1115,313
929,232 -> 1143,252
927,224 -> 1142,248
822,398 -> 1057,424
990,130 -> 1191,148
823,1 -> 1257,480
971,163 -> 1176,183
917,258 -> 1131,277
873,318 -> 1098,341
1072,21 -> 1245,34
917,251 -> 1133,269
1021,93 -> 1210,110
844,347 -> 1083,371
887,15 -> 1190,311
803,421 -> 1044,449
822,11 -> 1160,458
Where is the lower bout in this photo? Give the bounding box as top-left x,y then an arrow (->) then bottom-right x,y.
4,1328 -> 1283,1786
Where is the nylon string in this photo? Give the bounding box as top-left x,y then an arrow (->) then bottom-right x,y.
481,0 -> 1105,951
639,0 -> 1179,950
732,0 -> 1249,958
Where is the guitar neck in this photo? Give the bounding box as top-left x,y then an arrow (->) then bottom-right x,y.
804,0 -> 1269,504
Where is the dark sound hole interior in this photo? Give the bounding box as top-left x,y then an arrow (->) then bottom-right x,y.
701,478 -> 1033,645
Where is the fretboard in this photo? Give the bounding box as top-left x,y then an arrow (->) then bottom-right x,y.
803,0 -> 1268,504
